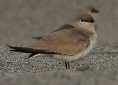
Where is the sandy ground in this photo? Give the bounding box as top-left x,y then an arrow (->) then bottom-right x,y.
1,0 -> 118,85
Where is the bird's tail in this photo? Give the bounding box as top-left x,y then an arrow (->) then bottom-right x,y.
6,45 -> 48,59
6,45 -> 58,58
6,45 -> 39,53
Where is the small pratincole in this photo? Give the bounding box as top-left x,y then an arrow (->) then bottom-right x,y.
7,8 -> 98,69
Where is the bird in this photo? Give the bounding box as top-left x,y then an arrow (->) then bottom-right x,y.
33,6 -> 99,40
7,13 -> 97,69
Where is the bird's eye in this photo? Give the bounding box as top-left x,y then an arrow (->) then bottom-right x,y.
80,19 -> 85,22
80,19 -> 95,23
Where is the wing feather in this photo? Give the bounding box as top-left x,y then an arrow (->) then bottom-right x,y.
29,24 -> 90,55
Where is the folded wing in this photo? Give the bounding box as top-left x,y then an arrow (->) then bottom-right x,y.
29,24 -> 90,56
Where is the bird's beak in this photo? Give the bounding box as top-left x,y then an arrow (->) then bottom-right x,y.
91,9 -> 99,13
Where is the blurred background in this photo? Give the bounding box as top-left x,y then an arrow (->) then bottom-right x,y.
0,0 -> 118,46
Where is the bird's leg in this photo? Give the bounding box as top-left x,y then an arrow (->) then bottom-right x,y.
65,61 -> 70,69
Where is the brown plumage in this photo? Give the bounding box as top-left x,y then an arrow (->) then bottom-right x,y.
29,25 -> 90,56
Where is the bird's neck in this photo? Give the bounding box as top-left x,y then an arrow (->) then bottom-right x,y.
70,21 -> 95,32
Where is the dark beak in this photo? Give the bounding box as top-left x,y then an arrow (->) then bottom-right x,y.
91,9 -> 99,13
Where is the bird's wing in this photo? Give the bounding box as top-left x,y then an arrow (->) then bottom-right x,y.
29,24 -> 90,56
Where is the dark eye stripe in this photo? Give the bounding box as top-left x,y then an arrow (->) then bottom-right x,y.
81,20 -> 95,23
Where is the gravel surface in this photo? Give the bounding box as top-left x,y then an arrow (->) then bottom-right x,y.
0,45 -> 118,85
1,45 -> 118,73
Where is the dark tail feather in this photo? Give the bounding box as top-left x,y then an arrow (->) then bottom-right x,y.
6,45 -> 39,53
7,45 -> 40,59
33,37 -> 42,40
6,45 -> 59,54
